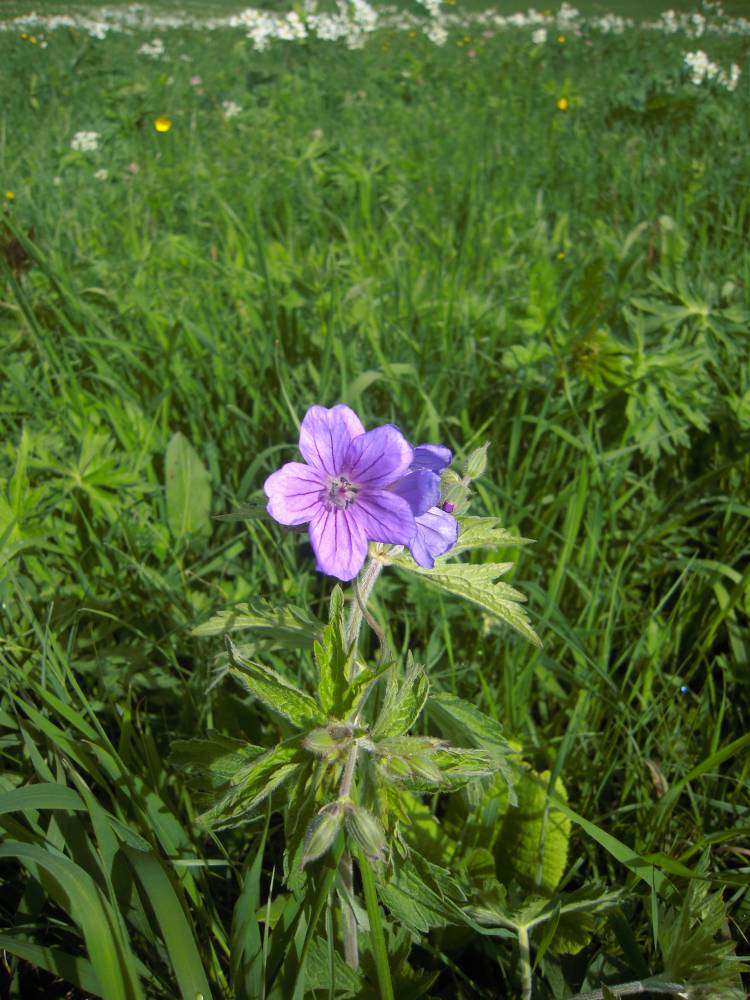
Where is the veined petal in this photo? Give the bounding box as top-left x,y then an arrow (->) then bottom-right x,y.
409,508 -> 459,568
344,425 -> 413,487
412,444 -> 452,473
350,489 -> 415,546
390,469 -> 441,517
299,405 -> 366,477
264,462 -> 324,525
308,506 -> 369,581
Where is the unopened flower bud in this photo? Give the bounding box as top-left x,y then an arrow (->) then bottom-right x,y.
463,442 -> 490,481
303,723 -> 352,760
378,755 -> 412,781
441,468 -> 470,513
408,754 -> 444,784
301,802 -> 345,868
345,802 -> 388,862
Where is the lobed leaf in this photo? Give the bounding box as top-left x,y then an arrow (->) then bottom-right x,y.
192,598 -> 320,649
386,557 -> 541,647
227,639 -> 324,728
372,655 -> 429,739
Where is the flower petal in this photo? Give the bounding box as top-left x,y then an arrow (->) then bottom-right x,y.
299,405 -> 366,476
389,469 -> 440,517
411,444 -> 452,473
409,508 -> 459,568
264,462 -> 323,525
350,489 -> 415,546
308,506 -> 369,581
344,425 -> 413,487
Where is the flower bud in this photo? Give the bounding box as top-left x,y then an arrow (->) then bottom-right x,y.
303,723 -> 352,761
378,755 -> 412,781
301,801 -> 345,868
408,754 -> 444,784
463,442 -> 490,481
440,468 -> 470,513
345,803 -> 388,863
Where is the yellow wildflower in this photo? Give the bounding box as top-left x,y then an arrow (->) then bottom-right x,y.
154,115 -> 172,133
557,97 -> 569,111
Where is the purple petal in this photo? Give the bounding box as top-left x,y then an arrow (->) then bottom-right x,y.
409,508 -> 459,568
350,489 -> 416,546
412,444 -> 452,474
344,425 -> 413,488
390,469 -> 441,517
264,462 -> 324,525
308,506 -> 369,581
299,405 -> 366,477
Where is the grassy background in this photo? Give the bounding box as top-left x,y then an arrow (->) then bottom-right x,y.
1,4 -> 749,997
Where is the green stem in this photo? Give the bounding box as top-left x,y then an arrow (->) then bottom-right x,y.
340,852 -> 359,971
345,556 -> 384,657
518,925 -> 532,1000
355,848 -> 395,1000
565,978 -> 688,1000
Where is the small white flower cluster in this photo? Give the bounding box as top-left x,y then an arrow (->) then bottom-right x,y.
228,8 -> 305,51
1,0 -> 750,50
70,130 -> 100,153
222,100 -> 242,119
685,49 -> 741,90
531,28 -> 547,45
137,36 -> 164,58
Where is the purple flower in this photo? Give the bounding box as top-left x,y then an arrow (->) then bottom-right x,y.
264,405 -> 418,581
391,444 -> 459,569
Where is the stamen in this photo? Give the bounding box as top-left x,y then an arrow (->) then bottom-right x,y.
321,475 -> 359,511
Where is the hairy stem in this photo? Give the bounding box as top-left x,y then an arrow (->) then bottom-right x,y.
566,979 -> 688,1000
339,852 -> 359,971
345,556 -> 384,657
518,926 -> 532,1000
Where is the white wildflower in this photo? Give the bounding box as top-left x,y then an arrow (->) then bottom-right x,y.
94,168 -> 109,181
222,100 -> 242,119
531,28 -> 547,44
137,37 -> 164,58
71,130 -> 100,153
727,63 -> 741,91
425,21 -> 447,46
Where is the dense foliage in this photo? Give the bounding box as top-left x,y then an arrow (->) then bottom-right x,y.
1,2 -> 748,997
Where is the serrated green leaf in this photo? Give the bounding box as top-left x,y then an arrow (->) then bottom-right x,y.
495,768 -> 570,896
376,858 -> 464,934
450,517 -> 534,556
169,732 -> 264,789
372,656 -> 429,739
192,599 -> 319,649
544,909 -> 595,956
228,640 -> 324,728
442,770 -> 512,853
428,693 -> 517,802
198,741 -> 302,830
165,431 -> 211,539
386,558 -> 541,647
316,585 -> 352,715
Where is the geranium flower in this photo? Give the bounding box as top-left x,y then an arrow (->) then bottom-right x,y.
390,445 -> 458,568
264,405 -> 423,581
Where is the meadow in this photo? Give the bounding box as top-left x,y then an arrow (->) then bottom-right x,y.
1,1 -> 749,998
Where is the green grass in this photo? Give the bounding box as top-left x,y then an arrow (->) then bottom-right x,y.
1,3 -> 749,997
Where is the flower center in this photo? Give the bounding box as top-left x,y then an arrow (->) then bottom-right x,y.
321,475 -> 359,511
